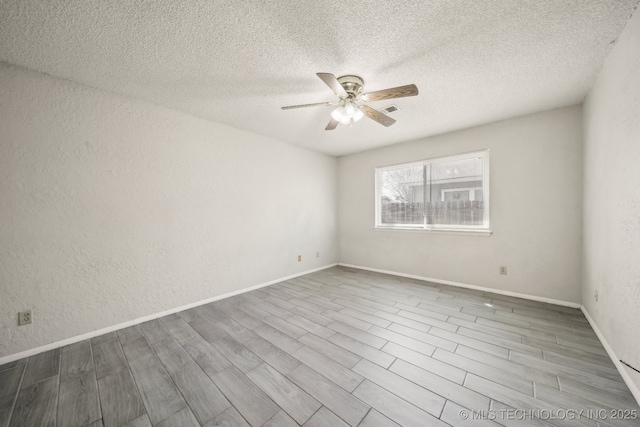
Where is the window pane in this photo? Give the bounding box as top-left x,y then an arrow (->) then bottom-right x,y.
428,156 -> 484,226
379,165 -> 424,225
375,151 -> 488,230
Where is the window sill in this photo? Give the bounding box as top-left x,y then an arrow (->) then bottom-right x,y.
373,227 -> 492,236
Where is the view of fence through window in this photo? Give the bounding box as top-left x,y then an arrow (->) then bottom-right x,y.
376,151 -> 488,228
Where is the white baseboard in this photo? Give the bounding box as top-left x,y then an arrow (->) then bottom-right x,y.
580,306 -> 640,405
0,263 -> 337,365
338,263 -> 581,308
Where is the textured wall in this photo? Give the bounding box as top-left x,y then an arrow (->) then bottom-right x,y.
0,64 -> 337,359
583,8 -> 640,393
338,106 -> 583,303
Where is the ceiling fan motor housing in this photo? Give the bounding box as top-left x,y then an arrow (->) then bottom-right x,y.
337,75 -> 364,98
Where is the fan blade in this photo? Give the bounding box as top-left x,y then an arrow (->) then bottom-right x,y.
316,73 -> 348,97
325,117 -> 339,131
360,105 -> 396,127
361,84 -> 418,102
281,101 -> 334,110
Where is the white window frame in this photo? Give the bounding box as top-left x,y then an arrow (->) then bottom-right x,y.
375,150 -> 490,233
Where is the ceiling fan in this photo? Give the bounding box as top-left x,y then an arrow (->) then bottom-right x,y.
281,73 -> 418,130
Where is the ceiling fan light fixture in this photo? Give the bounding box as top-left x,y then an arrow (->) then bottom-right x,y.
332,100 -> 364,125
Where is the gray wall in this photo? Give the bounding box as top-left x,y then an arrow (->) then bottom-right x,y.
0,64 -> 338,359
338,105 -> 583,303
582,8 -> 640,398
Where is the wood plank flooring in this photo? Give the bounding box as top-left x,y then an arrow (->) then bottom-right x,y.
1,266 -> 638,426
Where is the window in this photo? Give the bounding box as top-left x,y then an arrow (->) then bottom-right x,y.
375,150 -> 489,231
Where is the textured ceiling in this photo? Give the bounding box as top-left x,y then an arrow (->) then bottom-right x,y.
1,1 -> 638,156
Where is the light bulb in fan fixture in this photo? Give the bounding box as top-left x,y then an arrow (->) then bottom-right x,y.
345,101 -> 364,122
352,106 -> 364,122
339,116 -> 352,125
331,105 -> 345,121
344,103 -> 356,117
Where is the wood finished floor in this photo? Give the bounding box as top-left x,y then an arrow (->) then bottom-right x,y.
1,267 -> 638,427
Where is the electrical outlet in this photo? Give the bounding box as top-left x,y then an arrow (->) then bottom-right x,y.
316,251 -> 320,258
297,255 -> 302,262
19,309 -> 32,326
499,266 -> 507,275
594,290 -> 598,302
